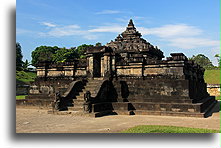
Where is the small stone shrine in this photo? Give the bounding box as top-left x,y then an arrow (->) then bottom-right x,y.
23,19 -> 217,117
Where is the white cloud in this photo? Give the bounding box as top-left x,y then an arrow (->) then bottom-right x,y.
16,28 -> 36,35
116,16 -> 151,24
38,21 -> 219,50
39,24 -> 98,40
16,28 -> 32,34
138,24 -> 202,38
167,37 -> 219,49
83,34 -> 98,40
88,25 -> 124,33
45,25 -> 81,37
138,24 -> 219,50
95,10 -> 121,15
40,22 -> 57,27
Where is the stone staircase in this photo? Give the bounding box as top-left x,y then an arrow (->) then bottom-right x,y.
67,78 -> 104,112
49,78 -> 218,118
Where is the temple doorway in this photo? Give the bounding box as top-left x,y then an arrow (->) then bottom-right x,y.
93,54 -> 101,77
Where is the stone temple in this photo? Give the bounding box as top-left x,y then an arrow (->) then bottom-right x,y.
21,19 -> 217,117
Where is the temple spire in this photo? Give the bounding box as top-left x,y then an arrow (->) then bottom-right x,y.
121,19 -> 141,38
128,19 -> 135,28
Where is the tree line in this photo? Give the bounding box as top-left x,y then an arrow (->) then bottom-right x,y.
16,42 -> 102,70
189,54 -> 220,69
16,42 -> 220,70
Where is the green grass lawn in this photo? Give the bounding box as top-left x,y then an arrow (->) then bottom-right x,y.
204,70 -> 220,84
215,96 -> 221,100
16,95 -> 27,100
122,125 -> 220,133
16,71 -> 36,84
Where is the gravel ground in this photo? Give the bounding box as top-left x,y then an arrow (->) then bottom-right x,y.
16,104 -> 220,133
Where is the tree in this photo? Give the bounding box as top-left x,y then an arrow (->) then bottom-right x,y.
53,47 -> 78,63
95,42 -> 102,47
189,54 -> 214,69
76,44 -> 94,59
31,46 -> 59,66
16,42 -> 23,71
23,59 -> 31,71
214,54 -> 220,67
31,44 -> 95,66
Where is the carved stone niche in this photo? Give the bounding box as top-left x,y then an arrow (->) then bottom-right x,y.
170,53 -> 188,61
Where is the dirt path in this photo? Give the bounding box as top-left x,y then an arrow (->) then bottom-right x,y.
16,106 -> 220,133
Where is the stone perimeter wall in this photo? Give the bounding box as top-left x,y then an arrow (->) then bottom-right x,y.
116,61 -> 185,78
36,63 -> 87,78
27,78 -> 73,98
115,60 -> 202,81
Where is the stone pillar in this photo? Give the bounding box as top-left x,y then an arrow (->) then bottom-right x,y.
72,62 -> 77,80
44,62 -> 49,81
86,54 -> 94,78
101,57 -> 104,77
103,53 -> 112,78
112,55 -> 116,77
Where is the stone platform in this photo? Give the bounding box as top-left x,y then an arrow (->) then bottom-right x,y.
23,19 -> 217,118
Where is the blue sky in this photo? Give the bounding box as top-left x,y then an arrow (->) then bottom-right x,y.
16,0 -> 220,65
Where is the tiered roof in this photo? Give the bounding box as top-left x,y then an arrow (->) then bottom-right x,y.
107,19 -> 164,59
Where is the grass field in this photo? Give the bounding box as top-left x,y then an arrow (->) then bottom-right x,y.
16,71 -> 36,84
122,125 -> 220,133
204,69 -> 220,84
216,96 -> 221,100
16,95 -> 27,100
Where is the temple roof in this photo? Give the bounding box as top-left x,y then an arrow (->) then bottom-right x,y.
106,19 -> 164,59
121,19 -> 141,38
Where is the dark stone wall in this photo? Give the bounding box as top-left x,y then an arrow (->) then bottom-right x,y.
16,85 -> 29,95
29,78 -> 74,96
113,78 -> 190,101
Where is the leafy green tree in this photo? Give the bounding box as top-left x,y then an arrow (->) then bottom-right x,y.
214,54 -> 220,67
95,42 -> 102,47
31,46 -> 59,66
23,59 -> 31,71
76,44 -> 94,58
16,42 -> 23,71
31,44 -> 95,66
189,54 -> 214,69
53,47 -> 78,63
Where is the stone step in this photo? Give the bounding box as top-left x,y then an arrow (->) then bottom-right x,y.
82,89 -> 98,93
75,96 -> 85,100
93,78 -> 104,80
127,95 -> 190,100
85,82 -> 101,86
73,104 -> 84,108
112,110 -> 205,118
92,102 -> 202,113
79,91 -> 97,96
117,98 -> 193,103
84,86 -> 100,90
73,99 -> 84,102
68,106 -> 83,111
73,101 -> 84,105
87,80 -> 103,83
